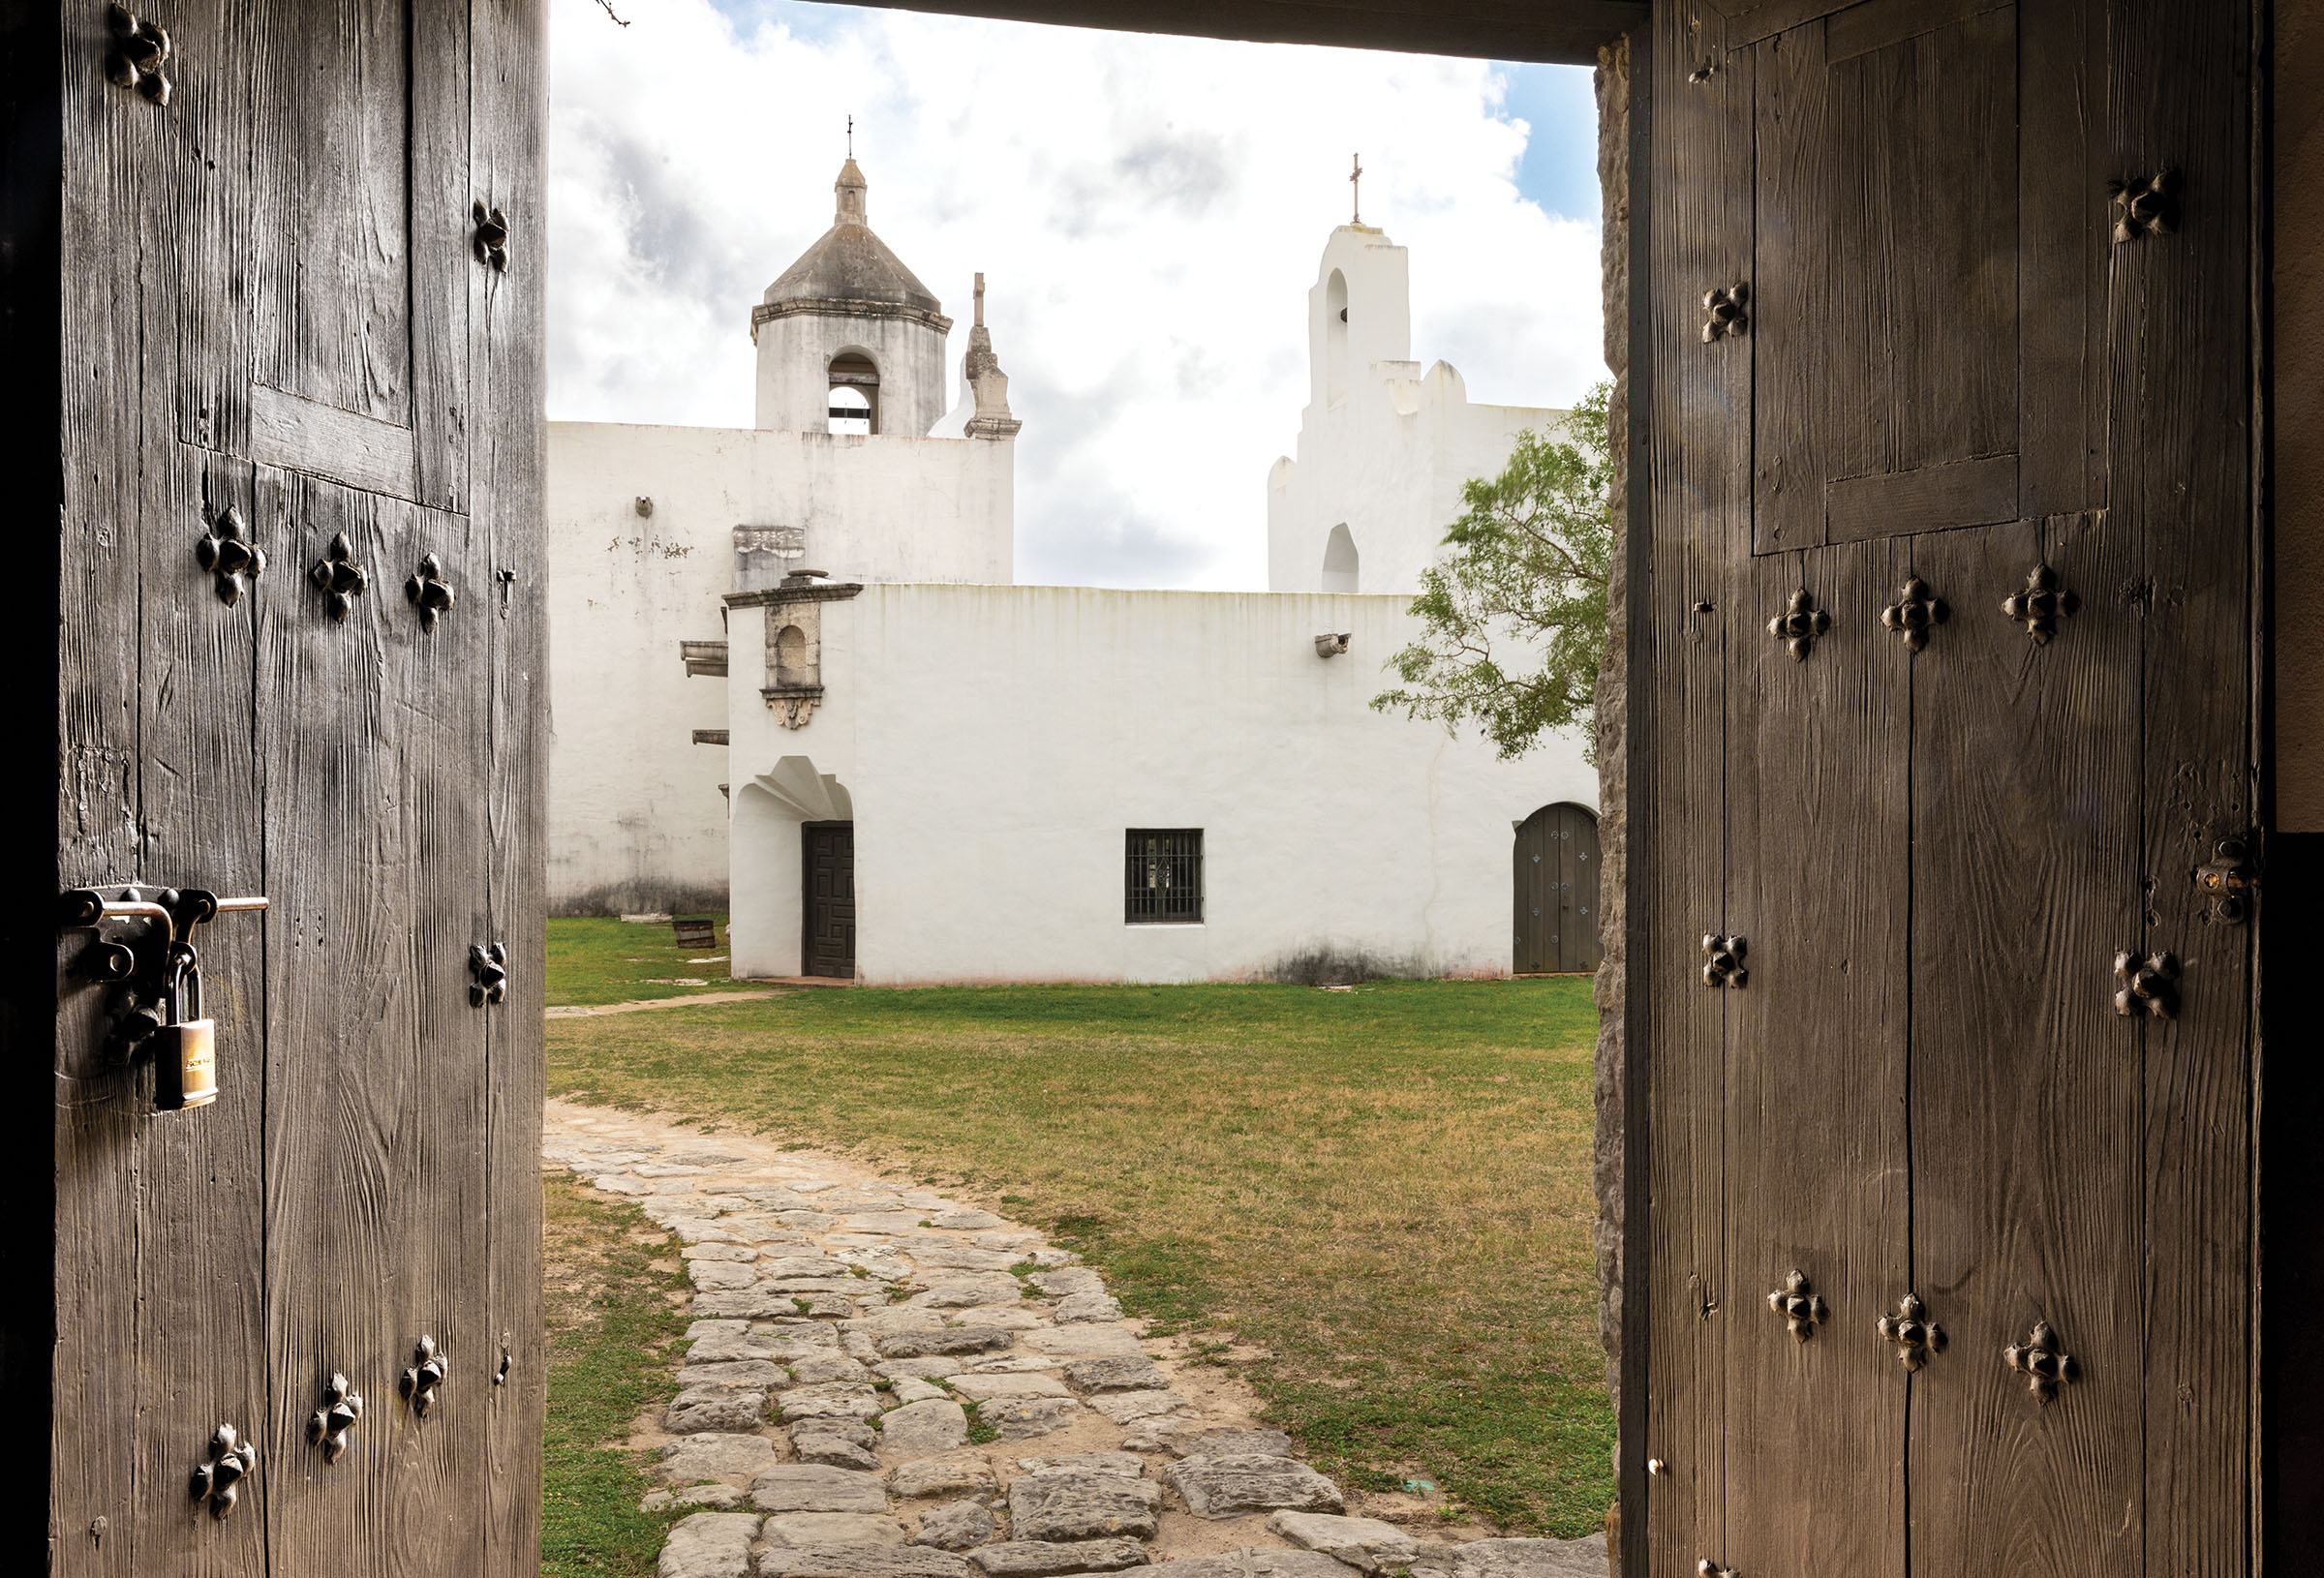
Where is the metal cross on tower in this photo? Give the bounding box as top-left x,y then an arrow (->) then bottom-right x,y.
847,115 -> 854,157
1350,153 -> 1363,224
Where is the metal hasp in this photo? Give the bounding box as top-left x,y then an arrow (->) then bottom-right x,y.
189,1424 -> 256,1520
2114,951 -> 2181,1018
1767,587 -> 1831,660
2003,1321 -> 2080,1405
1700,933 -> 1748,988
2110,168 -> 2180,243
1881,576 -> 1950,652
2002,562 -> 2080,644
1877,1293 -> 1946,1371
1700,283 -> 1749,342
473,199 -> 510,271
310,1373 -> 364,1464
1767,1269 -> 1829,1341
195,506 -> 266,606
104,4 -> 171,104
59,886 -> 268,1110
470,942 -> 508,1006
406,553 -> 456,630
2195,836 -> 2257,925
402,1335 -> 448,1416
309,531 -> 370,622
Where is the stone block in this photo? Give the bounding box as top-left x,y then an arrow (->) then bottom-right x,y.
875,1326 -> 1016,1359
967,1538 -> 1151,1577
1266,1512 -> 1419,1571
891,1450 -> 999,1500
1019,1327 -> 1143,1359
763,1512 -> 906,1549
1086,1391 -> 1184,1424
945,1373 -> 1069,1401
1167,1456 -> 1343,1520
880,1398 -> 970,1455
677,1360 -> 788,1391
656,1511 -> 761,1578
1060,1357 -> 1168,1394
658,1432 -> 778,1487
1011,1453 -> 1145,1479
979,1397 -> 1081,1439
779,1382 -> 884,1423
914,1500 -> 999,1550
756,1547 -> 974,1578
666,1387 -> 768,1434
1007,1470 -> 1162,1541
1051,1292 -> 1124,1324
1138,1552 -> 1347,1578
750,1464 -> 892,1514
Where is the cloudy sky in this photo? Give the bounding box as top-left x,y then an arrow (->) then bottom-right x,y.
548,0 -> 1605,589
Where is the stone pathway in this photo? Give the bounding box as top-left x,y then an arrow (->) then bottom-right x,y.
543,1100 -> 1607,1578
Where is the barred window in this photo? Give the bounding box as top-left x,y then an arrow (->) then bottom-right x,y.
1125,830 -> 1204,924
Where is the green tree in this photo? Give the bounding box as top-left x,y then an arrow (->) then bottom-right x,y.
1372,379 -> 1613,760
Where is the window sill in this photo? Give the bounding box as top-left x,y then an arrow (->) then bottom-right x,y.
1125,922 -> 1207,929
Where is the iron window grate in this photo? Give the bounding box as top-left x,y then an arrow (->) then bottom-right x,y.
1125,829 -> 1204,924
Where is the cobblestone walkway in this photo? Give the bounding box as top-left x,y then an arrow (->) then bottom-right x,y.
544,1100 -> 1607,1578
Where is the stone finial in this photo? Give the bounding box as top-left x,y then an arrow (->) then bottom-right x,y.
964,270 -> 1022,440
836,158 -> 868,227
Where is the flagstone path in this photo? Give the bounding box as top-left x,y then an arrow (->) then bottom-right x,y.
543,1099 -> 1608,1578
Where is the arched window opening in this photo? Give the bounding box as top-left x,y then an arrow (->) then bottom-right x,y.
774,622 -> 810,686
1321,523 -> 1359,593
1324,270 -> 1349,404
827,351 -> 880,435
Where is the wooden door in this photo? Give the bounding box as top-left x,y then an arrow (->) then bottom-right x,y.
29,3 -> 545,1572
1515,804 -> 1604,975
1640,2 -> 2252,1575
804,822 -> 857,979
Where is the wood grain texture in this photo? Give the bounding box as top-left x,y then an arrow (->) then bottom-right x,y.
841,0 -> 1644,66
1824,454 -> 2020,543
1641,9 -> 1743,1573
1906,512 -> 2141,1576
474,0 -> 550,1563
2106,2 -> 2257,1573
258,475 -> 494,1578
2017,0 -> 2108,518
1751,4 -> 2021,555
247,384 -> 422,501
1724,534 -> 1909,1578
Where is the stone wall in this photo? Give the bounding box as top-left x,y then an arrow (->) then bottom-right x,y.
1590,33 -> 1633,1410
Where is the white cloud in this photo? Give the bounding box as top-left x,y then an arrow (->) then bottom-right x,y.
547,0 -> 1604,588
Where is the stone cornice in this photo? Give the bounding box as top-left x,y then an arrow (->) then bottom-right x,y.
724,581 -> 865,611
750,298 -> 953,339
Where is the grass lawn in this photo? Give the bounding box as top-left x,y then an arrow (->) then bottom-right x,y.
547,915 -> 766,1006
541,1172 -> 690,1576
544,943 -> 1612,1536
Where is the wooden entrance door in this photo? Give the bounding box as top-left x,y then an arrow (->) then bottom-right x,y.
1641,2 -> 2252,1574
28,4 -> 545,1573
1514,804 -> 1604,975
804,822 -> 857,979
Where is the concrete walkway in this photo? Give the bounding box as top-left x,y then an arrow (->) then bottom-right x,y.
543,1100 -> 1607,1578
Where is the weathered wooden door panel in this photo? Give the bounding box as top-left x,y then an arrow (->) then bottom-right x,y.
1904,512 -> 2141,1574
1723,539 -> 1908,1576
46,2 -> 542,1572
257,471 -> 495,1574
171,0 -> 473,513
1749,0 -> 2106,554
1645,0 -> 2253,1572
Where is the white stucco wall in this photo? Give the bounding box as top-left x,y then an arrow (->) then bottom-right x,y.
546,419 -> 1015,914
1268,226 -> 1566,597
722,585 -> 1597,985
755,310 -> 950,438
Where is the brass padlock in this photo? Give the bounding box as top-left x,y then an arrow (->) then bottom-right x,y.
153,964 -> 218,1112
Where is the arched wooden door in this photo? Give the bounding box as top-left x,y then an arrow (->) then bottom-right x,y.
1514,804 -> 1601,974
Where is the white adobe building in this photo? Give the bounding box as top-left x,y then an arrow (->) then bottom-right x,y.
1269,224 -> 1565,597
545,161 -> 1602,984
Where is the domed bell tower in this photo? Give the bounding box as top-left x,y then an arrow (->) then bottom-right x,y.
752,160 -> 953,437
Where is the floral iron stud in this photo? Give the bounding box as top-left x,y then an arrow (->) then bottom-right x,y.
2003,562 -> 2080,644
310,1373 -> 364,1464
1767,1270 -> 1829,1342
1876,1293 -> 1945,1372
309,531 -> 369,622
2114,951 -> 2181,1019
1881,576 -> 1950,653
196,506 -> 266,606
190,1423 -> 257,1519
1767,588 -> 1832,661
2003,1321 -> 2079,1405
1701,934 -> 1748,989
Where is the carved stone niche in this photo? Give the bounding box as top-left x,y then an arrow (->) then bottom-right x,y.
725,572 -> 863,731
